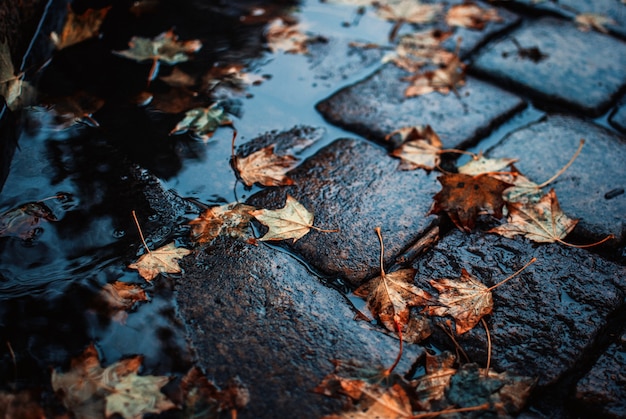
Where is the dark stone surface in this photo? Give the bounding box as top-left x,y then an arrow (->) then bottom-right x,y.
247,137 -> 440,287
176,237 -> 423,419
316,64 -> 525,149
508,0 -> 626,38
609,100 -> 626,134
576,328 -> 626,418
487,114 -> 626,244
411,229 -> 626,386
0,101 -> 16,193
471,17 -> 626,116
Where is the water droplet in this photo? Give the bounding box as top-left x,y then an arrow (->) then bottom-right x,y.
148,214 -> 159,222
113,229 -> 126,239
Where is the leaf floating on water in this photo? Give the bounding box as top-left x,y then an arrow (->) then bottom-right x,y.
445,2 -> 502,30
114,30 -> 202,65
128,242 -> 191,281
575,13 -> 615,33
265,18 -> 311,54
181,367 -> 250,418
51,5 -> 111,49
170,104 -> 233,142
0,202 -> 57,240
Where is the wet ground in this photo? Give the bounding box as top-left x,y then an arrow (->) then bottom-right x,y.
1,0 -> 626,418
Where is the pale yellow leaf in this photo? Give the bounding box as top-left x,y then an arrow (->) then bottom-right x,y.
128,242 -> 191,281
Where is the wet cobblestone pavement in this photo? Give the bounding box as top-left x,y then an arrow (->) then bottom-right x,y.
1,0 -> 626,418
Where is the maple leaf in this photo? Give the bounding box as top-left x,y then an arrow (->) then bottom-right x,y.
189,202 -> 257,245
457,153 -> 517,176
0,201 -> 57,240
170,104 -> 233,142
99,281 -> 148,322
383,29 -> 454,73
45,91 -> 105,127
114,30 -> 202,80
425,268 -> 493,335
51,6 -> 111,49
429,173 -> 512,232
375,0 -> 443,41
249,195 -> 333,242
490,169 -> 542,204
404,43 -> 466,97
0,40 -> 34,111
128,242 -> 191,281
265,18 -> 310,54
413,351 -> 457,410
445,3 -> 502,30
181,367 -> 250,418
575,13 -> 615,33
388,125 -> 442,171
324,383 -> 413,419
203,64 -> 266,93
354,227 -> 432,341
489,189 -> 578,243
235,144 -> 298,187
52,343 -> 175,419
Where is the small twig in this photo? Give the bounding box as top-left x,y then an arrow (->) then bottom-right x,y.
537,139 -> 584,189
131,210 -> 151,255
410,402 -> 490,418
438,323 -> 470,363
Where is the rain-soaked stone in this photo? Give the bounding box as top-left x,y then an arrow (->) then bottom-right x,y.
486,114 -> 626,244
176,237 -> 423,419
471,17 -> 626,116
576,328 -> 626,418
247,137 -> 440,287
411,230 -> 626,386
507,0 -> 626,38
610,101 -> 626,134
235,125 -> 325,158
316,63 -> 525,149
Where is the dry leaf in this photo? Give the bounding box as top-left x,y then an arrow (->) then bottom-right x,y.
181,367 -> 250,418
489,189 -> 578,243
203,64 -> 266,93
404,49 -> 465,97
429,173 -> 512,232
159,67 -> 196,87
265,18 -> 310,54
388,125 -> 442,171
51,6 -> 111,49
0,202 -> 56,240
575,13 -> 615,33
383,29 -> 454,73
413,352 -> 457,410
169,104 -> 232,142
189,202 -> 257,245
445,3 -> 502,30
128,242 -> 191,281
426,268 -> 493,334
0,390 -> 45,419
249,195 -> 315,242
324,383 -> 413,419
491,169 -> 541,204
375,0 -> 443,40
52,343 -> 175,419
235,144 -> 298,187
45,91 -> 105,127
114,30 -> 201,80
99,281 -> 148,314
458,153 -> 517,175
0,40 -> 32,111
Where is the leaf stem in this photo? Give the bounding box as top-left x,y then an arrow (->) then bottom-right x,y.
537,139 -> 584,189
481,318 -> 491,376
132,210 -> 152,255
409,402 -> 490,418
487,257 -> 536,292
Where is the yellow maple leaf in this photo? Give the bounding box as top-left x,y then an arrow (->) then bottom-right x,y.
235,144 -> 298,187
128,242 -> 191,281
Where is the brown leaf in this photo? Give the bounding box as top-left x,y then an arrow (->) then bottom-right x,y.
426,268 -> 493,335
159,67 -> 196,87
429,172 -> 512,232
0,202 -> 57,240
445,3 -> 502,30
236,144 -> 298,187
489,189 -> 578,243
324,383 -> 413,419
99,281 -> 148,314
128,242 -> 191,281
114,30 -> 202,65
249,195 -> 316,242
189,202 -> 257,245
388,125 -> 442,171
181,367 -> 250,417
384,29 -> 454,73
51,6 -> 111,50
169,104 -> 232,142
0,40 -> 35,111
265,18 -> 310,54
0,390 -> 45,419
404,51 -> 465,97
575,13 -> 615,33
52,343 -> 175,419
45,91 -> 105,127
376,0 -> 443,25
413,352 -> 457,410
457,153 -> 517,175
